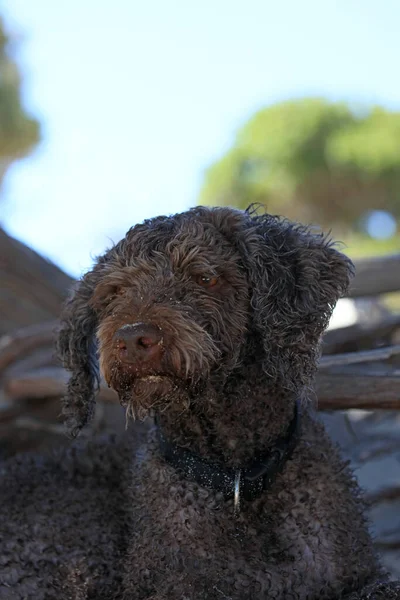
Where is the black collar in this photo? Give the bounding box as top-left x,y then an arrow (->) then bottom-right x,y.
156,400 -> 300,506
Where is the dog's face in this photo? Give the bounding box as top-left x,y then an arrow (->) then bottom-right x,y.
89,218 -> 250,419
58,206 -> 354,436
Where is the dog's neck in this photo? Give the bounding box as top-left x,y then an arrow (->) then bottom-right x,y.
156,365 -> 302,469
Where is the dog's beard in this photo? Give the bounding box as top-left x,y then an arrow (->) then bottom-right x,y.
110,369 -> 192,422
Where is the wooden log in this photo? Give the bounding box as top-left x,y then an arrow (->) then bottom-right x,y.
316,373 -> 400,410
0,228 -> 74,336
350,253 -> 400,298
4,367 -> 69,399
319,344 -> 400,369
4,366 -> 118,403
367,486 -> 400,505
323,314 -> 400,355
0,321 -> 57,373
317,345 -> 400,409
3,347 -> 55,378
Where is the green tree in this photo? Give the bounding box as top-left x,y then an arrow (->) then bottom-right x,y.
0,18 -> 40,190
199,98 -> 400,231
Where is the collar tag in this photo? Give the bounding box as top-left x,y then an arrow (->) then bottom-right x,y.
234,471 -> 241,516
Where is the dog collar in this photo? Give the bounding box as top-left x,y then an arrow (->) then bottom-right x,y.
156,400 -> 300,512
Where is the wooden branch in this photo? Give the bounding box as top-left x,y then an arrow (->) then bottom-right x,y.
12,402 -> 105,435
366,486 -> 400,505
316,373 -> 400,410
374,539 -> 400,550
319,344 -> 400,369
0,228 -> 73,336
316,342 -> 400,409
323,314 -> 400,355
3,348 -> 55,379
4,367 -> 68,399
358,441 -> 400,463
349,253 -> 400,298
12,416 -> 67,435
4,367 -> 118,403
0,321 -> 58,373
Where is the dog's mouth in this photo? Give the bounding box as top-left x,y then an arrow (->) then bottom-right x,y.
136,375 -> 165,383
112,371 -> 173,395
110,370 -> 185,421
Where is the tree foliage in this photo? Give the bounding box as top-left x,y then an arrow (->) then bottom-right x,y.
0,18 -> 40,190
199,98 -> 400,230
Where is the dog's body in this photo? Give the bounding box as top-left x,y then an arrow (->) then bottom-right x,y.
1,206 -> 399,599
123,415 -> 376,599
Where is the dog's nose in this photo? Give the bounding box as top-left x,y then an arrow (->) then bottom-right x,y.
113,324 -> 163,364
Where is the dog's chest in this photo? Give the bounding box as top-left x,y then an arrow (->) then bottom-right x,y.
125,458 -> 340,599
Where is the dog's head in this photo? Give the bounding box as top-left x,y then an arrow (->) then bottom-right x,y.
58,206 -> 353,436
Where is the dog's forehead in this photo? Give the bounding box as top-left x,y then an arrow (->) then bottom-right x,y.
127,214 -> 236,261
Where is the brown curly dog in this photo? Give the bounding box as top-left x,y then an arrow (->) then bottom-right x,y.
1,206 -> 399,599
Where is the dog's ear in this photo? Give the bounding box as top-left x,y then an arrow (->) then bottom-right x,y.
57,258 -> 109,437
247,213 -> 353,334
210,206 -> 354,386
247,211 -> 354,385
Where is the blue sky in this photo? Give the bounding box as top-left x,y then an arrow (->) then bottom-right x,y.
1,0 -> 400,277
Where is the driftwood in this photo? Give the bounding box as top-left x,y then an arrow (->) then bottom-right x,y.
349,253 -> 400,298
319,344 -> 400,369
317,346 -> 400,409
316,373 -> 400,410
4,367 -> 69,400
3,366 -> 117,403
0,228 -> 73,336
0,321 -> 57,372
367,486 -> 400,505
323,314 -> 400,355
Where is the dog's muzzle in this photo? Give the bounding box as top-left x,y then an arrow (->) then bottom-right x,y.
113,323 -> 164,374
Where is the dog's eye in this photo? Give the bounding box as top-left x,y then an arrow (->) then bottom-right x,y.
196,275 -> 219,288
109,285 -> 125,296
106,286 -> 124,302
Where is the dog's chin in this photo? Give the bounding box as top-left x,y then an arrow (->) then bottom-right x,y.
113,374 -> 188,421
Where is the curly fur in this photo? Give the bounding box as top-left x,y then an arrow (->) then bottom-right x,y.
1,205 -> 399,600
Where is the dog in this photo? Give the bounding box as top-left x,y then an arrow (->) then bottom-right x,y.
1,206 -> 399,599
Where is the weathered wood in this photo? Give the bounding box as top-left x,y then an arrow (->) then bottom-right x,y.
0,228 -> 74,336
367,485 -> 400,505
3,347 -> 55,379
350,253 -> 400,298
319,344 -> 400,369
323,314 -> 400,355
0,321 -> 57,373
4,367 -> 69,399
316,373 -> 400,410
4,367 -> 118,403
